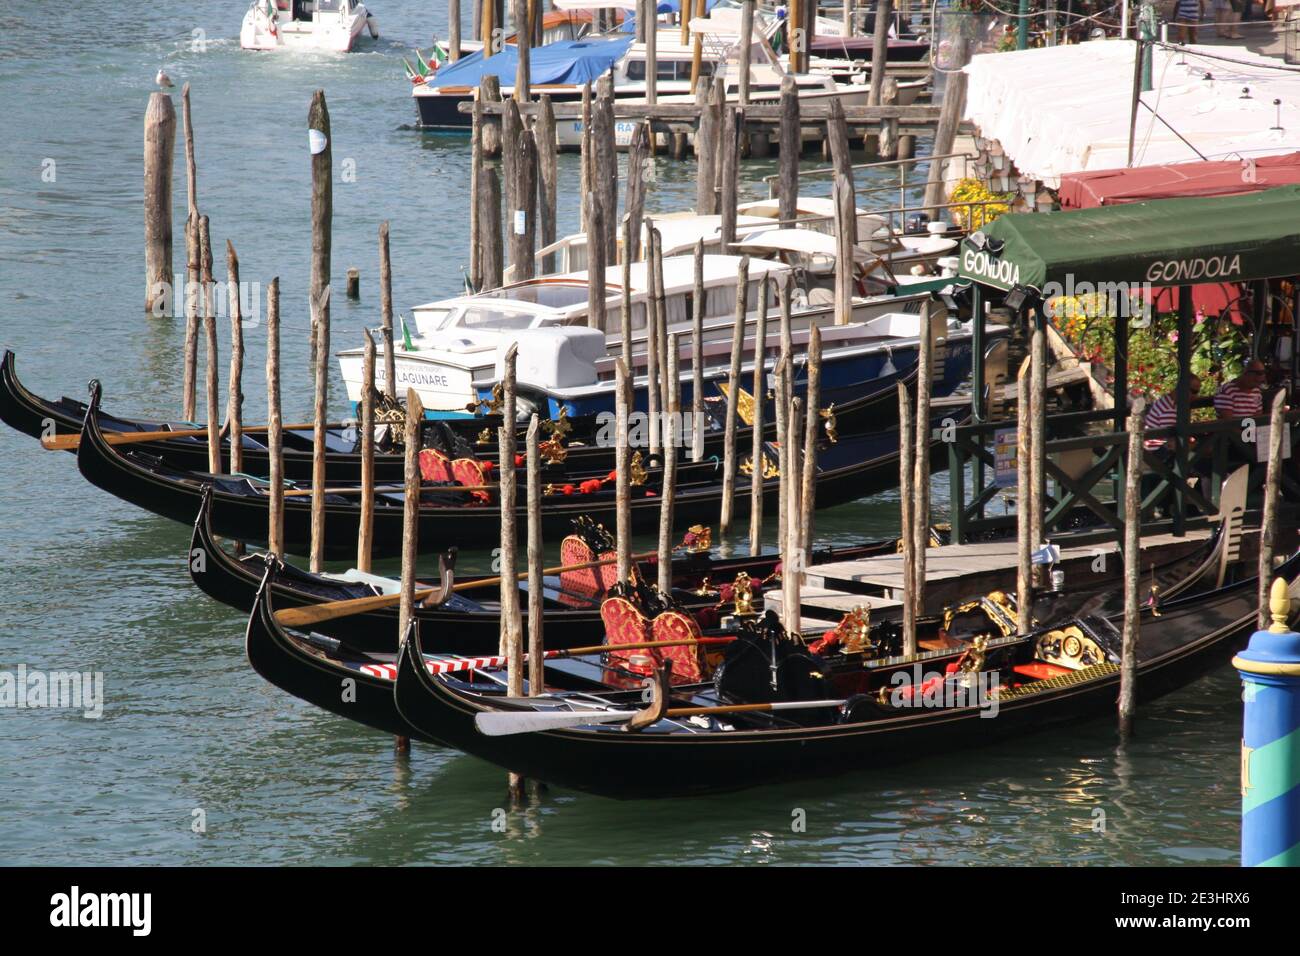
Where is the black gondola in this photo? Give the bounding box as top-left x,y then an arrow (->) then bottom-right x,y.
242,531 -> 1229,767
76,379 -> 946,556
192,485 -> 905,649
386,552 -> 1295,799
2,347 -> 917,482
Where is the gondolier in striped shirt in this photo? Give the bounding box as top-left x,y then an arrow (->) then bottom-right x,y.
1143,374 -> 1201,450
1214,359 -> 1266,420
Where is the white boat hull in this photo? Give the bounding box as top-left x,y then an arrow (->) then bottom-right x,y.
240,3 -> 375,53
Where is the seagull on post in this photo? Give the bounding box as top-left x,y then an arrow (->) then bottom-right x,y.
155,69 -> 175,89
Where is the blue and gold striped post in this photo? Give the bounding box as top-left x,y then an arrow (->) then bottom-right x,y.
1234,578 -> 1300,866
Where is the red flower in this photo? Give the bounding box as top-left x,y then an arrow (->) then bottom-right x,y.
579,479 -> 602,494
561,484 -> 575,495
514,454 -> 525,468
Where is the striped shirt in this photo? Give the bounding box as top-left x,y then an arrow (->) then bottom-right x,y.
1143,393 -> 1178,448
1214,380 -> 1263,419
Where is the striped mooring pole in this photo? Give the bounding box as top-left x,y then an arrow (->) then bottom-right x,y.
1234,577 -> 1300,866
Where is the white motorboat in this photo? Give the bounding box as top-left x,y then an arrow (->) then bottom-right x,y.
241,0 -> 378,53
336,253 -> 938,419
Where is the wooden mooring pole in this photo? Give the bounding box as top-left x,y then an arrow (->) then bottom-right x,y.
199,216 -> 221,475
309,90 -> 332,356
778,77 -> 799,223
499,344 -> 522,667
1259,391 -> 1287,627
225,241 -> 244,476
309,283 -> 331,573
899,380 -> 916,655
799,324 -> 821,564
356,331 -> 377,572
658,336 -> 680,594
1118,405 -> 1144,739
690,240 -> 706,462
144,92 -> 176,317
379,222 -> 397,398
615,358 -> 633,585
748,280 -> 770,555
266,277 -> 284,558
645,224 -> 662,456
912,299 -> 934,614
526,414 -> 545,694
585,190 -> 606,330
1015,358 -> 1032,634
535,95 -> 558,274
395,386 -> 423,755
719,257 -> 749,536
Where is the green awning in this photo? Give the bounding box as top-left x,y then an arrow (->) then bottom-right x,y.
957,184 -> 1300,293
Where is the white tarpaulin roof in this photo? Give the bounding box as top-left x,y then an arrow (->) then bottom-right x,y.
963,40 -> 1300,187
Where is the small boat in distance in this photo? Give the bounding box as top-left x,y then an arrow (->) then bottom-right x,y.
240,0 -> 378,53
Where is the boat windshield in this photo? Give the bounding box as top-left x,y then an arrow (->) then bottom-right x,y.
455,307 -> 539,331
479,283 -> 591,309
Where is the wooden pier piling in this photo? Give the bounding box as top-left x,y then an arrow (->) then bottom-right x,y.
868,0 -> 893,105
1029,323 -> 1046,585
778,78 -> 799,224
691,240 -> 705,462
266,277 -> 284,558
1015,358 -> 1032,634
695,83 -> 719,215
719,257 -> 749,535
719,106 -> 741,247
899,380 -> 917,654
535,96 -> 558,273
308,90 -> 332,354
379,222 -> 397,398
615,358 -> 633,584
1259,391 -> 1287,627
509,122 -> 537,282
596,77 -> 618,258
658,336 -> 680,595
309,284 -> 331,573
449,0 -> 461,61
800,324 -> 821,564
346,267 -> 360,300
912,299 -> 934,612
834,173 -> 855,325
783,392 -> 804,636
620,215 -> 634,369
199,216 -> 221,475
479,166 -> 503,291
356,330 -> 377,572
470,95 -> 484,290
738,0 -> 754,106
645,225 -> 662,456
749,279 -> 769,555
526,413 -> 545,693
225,240 -> 244,476
143,92 -> 176,317
397,387 -> 424,641
624,122 -> 649,262
513,0 -> 531,102
1118,405 -> 1144,738
499,344 -> 522,670
181,83 -> 199,420
585,190 -> 606,330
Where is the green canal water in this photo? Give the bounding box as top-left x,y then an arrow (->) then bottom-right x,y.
0,2 -> 1245,865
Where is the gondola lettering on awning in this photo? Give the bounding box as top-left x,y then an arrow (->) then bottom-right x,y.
1144,254 -> 1243,284
961,248 -> 1021,287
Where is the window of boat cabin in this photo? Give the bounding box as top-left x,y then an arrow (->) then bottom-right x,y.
626,59 -> 714,82
603,301 -> 648,336
413,308 -> 453,337
456,308 -> 538,331
315,0 -> 341,12
700,278 -> 771,318
480,283 -> 591,309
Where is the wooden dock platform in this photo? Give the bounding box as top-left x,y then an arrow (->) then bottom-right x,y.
766,530 -> 1223,620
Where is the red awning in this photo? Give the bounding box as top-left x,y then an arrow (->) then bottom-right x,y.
1058,153 -> 1300,208
1058,155 -> 1300,323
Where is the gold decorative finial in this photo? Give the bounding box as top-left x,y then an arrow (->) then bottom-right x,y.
1269,577 -> 1292,634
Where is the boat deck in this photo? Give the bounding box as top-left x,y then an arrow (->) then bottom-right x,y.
784,530 -> 1218,617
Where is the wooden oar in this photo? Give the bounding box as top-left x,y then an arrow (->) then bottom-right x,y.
475,698 -> 848,736
42,420 -> 350,451
273,549 -> 659,629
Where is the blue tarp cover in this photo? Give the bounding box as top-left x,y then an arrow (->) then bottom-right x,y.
428,36 -> 634,89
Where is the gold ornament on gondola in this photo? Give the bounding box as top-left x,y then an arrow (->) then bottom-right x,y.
731,572 -> 756,617
539,437 -> 568,464
468,383 -> 505,416
629,450 -> 648,486
839,604 -> 874,655
820,403 -> 839,444
718,382 -> 757,427
681,524 -> 712,554
739,452 -> 779,478
692,575 -> 716,597
542,405 -> 573,440
476,428 -> 492,445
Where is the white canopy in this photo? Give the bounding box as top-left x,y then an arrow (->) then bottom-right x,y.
963,40 -> 1300,186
